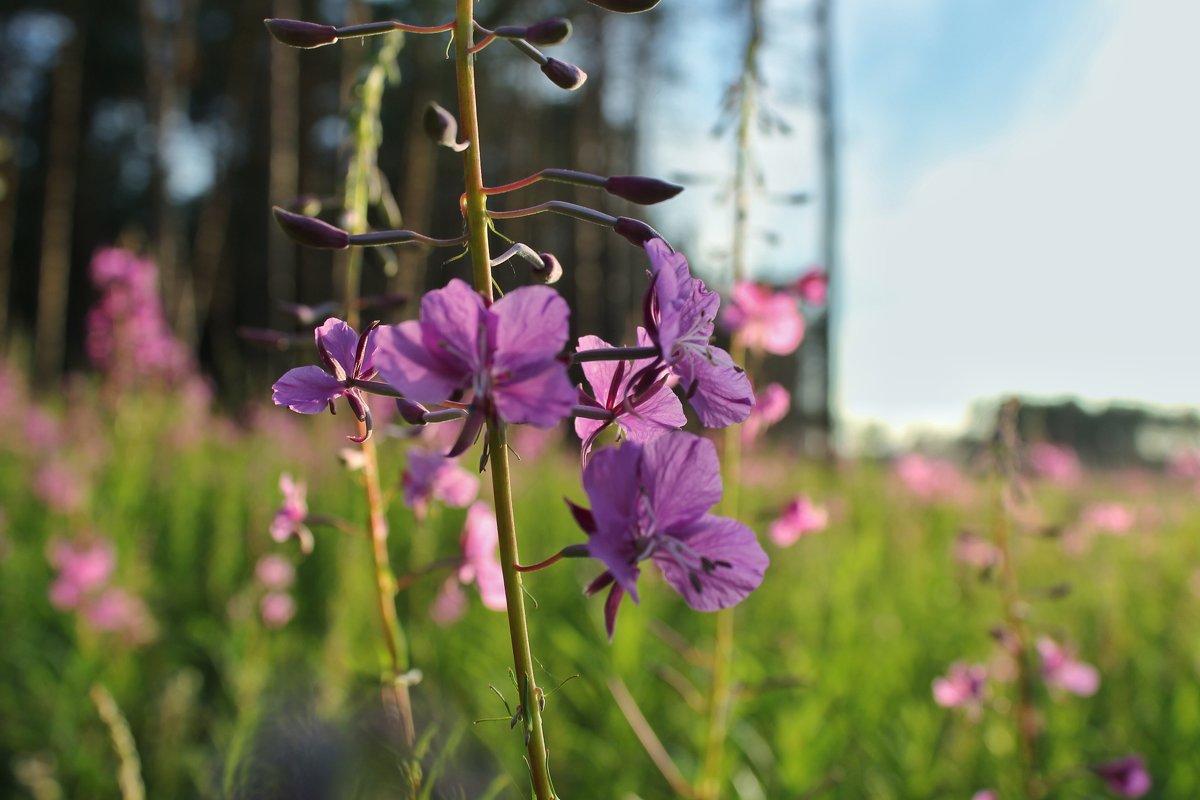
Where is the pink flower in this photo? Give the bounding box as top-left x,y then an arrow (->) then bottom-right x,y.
932,661 -> 987,714
35,463 -> 87,514
1028,443 -> 1082,485
430,577 -> 469,626
953,532 -> 999,570
1079,502 -> 1135,535
1092,755 -> 1151,797
260,592 -> 296,629
894,454 -> 968,502
972,791 -> 998,800
270,473 -> 313,553
48,538 -> 116,609
741,383 -> 790,444
723,281 -> 805,355
1167,449 -> 1200,479
458,503 -> 506,612
83,588 -> 156,644
1038,637 -> 1099,696
792,268 -> 828,306
402,449 -> 480,520
255,555 -> 295,590
768,496 -> 828,547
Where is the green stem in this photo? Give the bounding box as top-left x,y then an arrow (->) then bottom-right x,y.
359,420 -> 416,748
454,3 -> 556,797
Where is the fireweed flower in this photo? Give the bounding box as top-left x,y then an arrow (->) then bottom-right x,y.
1079,502 -> 1136,534
48,538 -> 116,610
953,531 -> 999,570
1037,636 -> 1100,696
1028,442 -> 1082,485
374,279 -> 575,443
272,318 -> 380,441
260,592 -> 297,629
722,281 -> 805,356
641,239 -> 754,427
792,268 -> 828,306
270,473 -> 314,553
431,502 -> 507,626
741,382 -> 790,444
894,453 -> 969,503
574,329 -> 685,456
1092,756 -> 1152,797
932,661 -> 987,715
84,587 -> 156,643
568,432 -> 768,638
402,448 -> 480,520
255,554 -> 296,591
768,495 -> 828,547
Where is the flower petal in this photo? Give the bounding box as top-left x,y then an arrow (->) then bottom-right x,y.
492,285 -> 571,366
419,279 -> 490,369
655,514 -> 768,611
374,320 -> 467,404
314,318 -> 360,374
492,361 -> 575,427
272,366 -> 344,413
640,433 -> 722,529
674,347 -> 754,427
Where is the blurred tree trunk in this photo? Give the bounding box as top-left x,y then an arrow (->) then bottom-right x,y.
0,126 -> 21,347
267,0 -> 301,327
571,6 -> 608,339
34,19 -> 83,378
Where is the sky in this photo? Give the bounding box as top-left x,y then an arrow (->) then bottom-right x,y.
651,0 -> 1200,437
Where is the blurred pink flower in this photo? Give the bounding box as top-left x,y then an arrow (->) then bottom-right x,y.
741,383 -> 791,444
260,592 -> 296,628
894,454 -> 968,502
953,532 -> 999,570
24,408 -> 62,449
1028,443 -> 1081,485
1079,502 -> 1135,535
255,555 -> 295,590
402,448 -> 480,520
34,463 -> 87,514
769,495 -> 828,547
83,587 -> 156,644
1038,636 -> 1099,696
1167,449 -> 1200,479
792,268 -> 828,306
48,538 -> 116,609
1092,756 -> 1151,797
932,661 -> 987,715
430,577 -> 468,626
722,281 -> 805,355
270,473 -> 313,553
971,791 -> 998,800
510,424 -> 559,460
458,503 -> 506,611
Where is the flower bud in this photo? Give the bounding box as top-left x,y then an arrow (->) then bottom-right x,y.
531,252 -> 564,284
540,58 -> 588,91
264,18 -> 339,49
585,0 -> 662,12
524,17 -> 573,45
613,216 -> 660,247
396,398 -> 428,426
422,102 -> 468,152
604,176 -> 684,205
272,206 -> 349,249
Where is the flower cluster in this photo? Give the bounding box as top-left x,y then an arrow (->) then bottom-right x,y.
48,536 -> 155,645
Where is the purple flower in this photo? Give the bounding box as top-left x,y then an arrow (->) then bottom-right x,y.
270,473 -> 313,553
1079,502 -> 1136,535
574,329 -> 686,456
272,318 -> 379,441
1092,756 -> 1151,797
722,281 -> 805,356
374,279 -> 575,430
48,538 -> 116,610
260,592 -> 297,629
1038,636 -> 1100,696
458,502 -> 507,612
402,448 -> 480,520
792,268 -> 828,306
1028,442 -> 1082,485
83,588 -> 156,645
768,495 -> 828,547
642,240 -> 754,428
569,432 -> 768,638
255,555 -> 296,590
932,661 -> 988,715
953,532 -> 999,570
741,382 -> 790,444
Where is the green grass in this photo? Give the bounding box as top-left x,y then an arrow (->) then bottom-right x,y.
1,388 -> 1196,798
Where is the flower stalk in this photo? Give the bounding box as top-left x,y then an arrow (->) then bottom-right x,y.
454,1 -> 556,796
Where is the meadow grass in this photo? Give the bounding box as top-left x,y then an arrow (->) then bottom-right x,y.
1,387 -> 1196,798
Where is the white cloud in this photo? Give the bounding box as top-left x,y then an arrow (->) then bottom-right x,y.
842,0 -> 1200,430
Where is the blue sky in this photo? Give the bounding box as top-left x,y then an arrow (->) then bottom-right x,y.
650,0 -> 1200,437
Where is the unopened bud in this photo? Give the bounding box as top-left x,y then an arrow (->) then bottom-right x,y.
613,216 -> 660,247
273,207 -> 350,249
585,0 -> 662,12
604,176 -> 684,205
532,252 -> 564,284
264,18 -> 339,49
422,102 -> 468,152
396,398 -> 428,426
524,17 -> 572,45
540,58 -> 587,91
